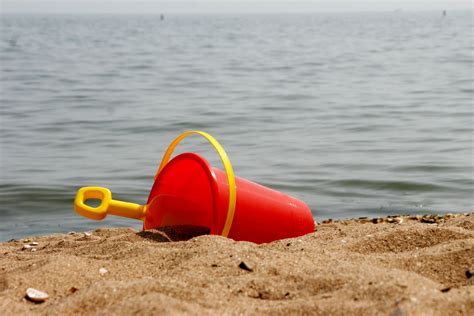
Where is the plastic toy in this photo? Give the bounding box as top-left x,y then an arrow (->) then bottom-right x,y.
74,131 -> 314,243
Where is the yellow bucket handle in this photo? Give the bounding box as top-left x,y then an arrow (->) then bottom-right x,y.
155,131 -> 237,237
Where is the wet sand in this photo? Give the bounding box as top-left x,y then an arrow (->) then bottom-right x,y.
0,213 -> 473,315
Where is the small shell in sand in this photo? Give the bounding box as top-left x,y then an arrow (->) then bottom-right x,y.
25,288 -> 49,303
99,268 -> 108,275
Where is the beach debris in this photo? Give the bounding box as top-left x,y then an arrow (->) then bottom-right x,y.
418,214 -> 446,224
68,286 -> 79,294
68,231 -> 76,235
466,270 -> 473,279
386,217 -> 403,224
357,217 -> 371,223
21,241 -> 39,251
421,216 -> 437,224
238,261 -> 253,272
440,287 -> 451,293
84,232 -> 92,237
99,268 -> 109,275
25,288 -> 49,303
313,213 -> 470,228
22,239 -> 32,243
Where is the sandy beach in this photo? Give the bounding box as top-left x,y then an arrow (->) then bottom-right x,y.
0,213 -> 472,315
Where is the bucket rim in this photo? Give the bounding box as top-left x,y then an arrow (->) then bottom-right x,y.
145,152 -> 222,235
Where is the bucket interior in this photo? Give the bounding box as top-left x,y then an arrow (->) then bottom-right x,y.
144,153 -> 219,235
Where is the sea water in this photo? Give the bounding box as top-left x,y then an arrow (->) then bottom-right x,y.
1,12 -> 473,240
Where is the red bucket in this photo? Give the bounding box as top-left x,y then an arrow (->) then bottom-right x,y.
74,131 -> 315,243
145,152 -> 314,243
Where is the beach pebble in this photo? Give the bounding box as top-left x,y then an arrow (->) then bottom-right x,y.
99,268 -> 108,275
238,261 -> 253,272
25,288 -> 49,303
84,232 -> 92,237
68,286 -> 79,294
30,242 -> 39,246
22,244 -> 33,250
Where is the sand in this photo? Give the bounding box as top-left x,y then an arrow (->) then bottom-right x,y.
0,213 -> 473,315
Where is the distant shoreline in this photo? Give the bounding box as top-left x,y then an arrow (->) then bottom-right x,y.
2,10 -> 473,16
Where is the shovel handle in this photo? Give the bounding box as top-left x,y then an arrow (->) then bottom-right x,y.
74,187 -> 146,221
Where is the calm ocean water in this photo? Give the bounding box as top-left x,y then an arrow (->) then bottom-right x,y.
1,12 -> 473,241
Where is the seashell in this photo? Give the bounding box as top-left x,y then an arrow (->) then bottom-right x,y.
25,288 -> 49,303
99,268 -> 108,275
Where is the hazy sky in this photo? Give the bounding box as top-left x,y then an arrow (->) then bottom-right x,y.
1,0 -> 472,14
